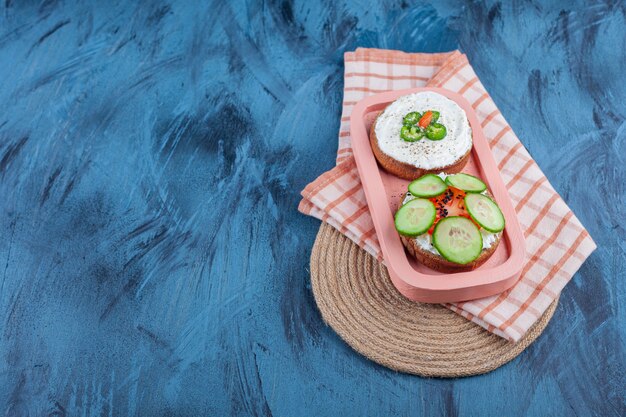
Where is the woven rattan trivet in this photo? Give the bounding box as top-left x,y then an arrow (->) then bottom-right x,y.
310,223 -> 558,378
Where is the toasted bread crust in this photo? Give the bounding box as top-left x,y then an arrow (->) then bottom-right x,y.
369,115 -> 472,180
400,234 -> 500,272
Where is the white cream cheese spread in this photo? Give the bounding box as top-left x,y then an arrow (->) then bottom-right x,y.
375,92 -> 472,169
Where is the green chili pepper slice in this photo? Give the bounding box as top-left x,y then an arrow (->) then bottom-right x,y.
401,125 -> 425,142
430,111 -> 440,123
425,123 -> 447,140
403,112 -> 422,126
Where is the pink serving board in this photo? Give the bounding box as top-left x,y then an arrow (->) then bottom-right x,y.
350,87 -> 526,303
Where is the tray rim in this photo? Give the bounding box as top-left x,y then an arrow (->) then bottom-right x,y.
350,87 -> 526,303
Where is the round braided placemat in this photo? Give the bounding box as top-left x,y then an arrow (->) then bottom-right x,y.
310,223 -> 558,378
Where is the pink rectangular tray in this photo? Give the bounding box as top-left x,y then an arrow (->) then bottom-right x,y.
350,87 -> 526,303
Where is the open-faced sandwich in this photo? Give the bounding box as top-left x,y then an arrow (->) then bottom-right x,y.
370,91 -> 472,180
394,172 -> 505,272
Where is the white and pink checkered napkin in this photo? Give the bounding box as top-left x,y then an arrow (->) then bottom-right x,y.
299,48 -> 596,342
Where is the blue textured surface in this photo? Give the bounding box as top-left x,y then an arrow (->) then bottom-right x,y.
0,1 -> 624,415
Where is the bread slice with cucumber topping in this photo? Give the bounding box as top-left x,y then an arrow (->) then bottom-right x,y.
370,92 -> 472,180
394,172 -> 504,272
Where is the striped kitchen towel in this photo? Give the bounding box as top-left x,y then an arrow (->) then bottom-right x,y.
298,48 -> 597,342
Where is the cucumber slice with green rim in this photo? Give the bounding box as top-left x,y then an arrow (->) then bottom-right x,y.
445,173 -> 487,193
464,193 -> 505,232
432,217 -> 483,264
408,174 -> 448,198
394,198 -> 436,237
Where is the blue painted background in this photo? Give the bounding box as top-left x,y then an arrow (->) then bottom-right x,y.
0,1 -> 624,415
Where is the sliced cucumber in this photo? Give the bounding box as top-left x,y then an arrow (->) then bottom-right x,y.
464,193 -> 505,232
445,173 -> 487,193
408,174 -> 448,198
432,217 -> 483,264
394,198 -> 436,237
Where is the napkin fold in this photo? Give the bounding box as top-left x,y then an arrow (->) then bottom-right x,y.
299,48 -> 596,342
